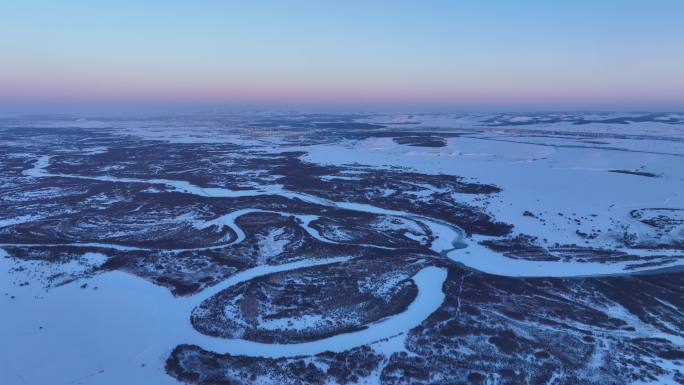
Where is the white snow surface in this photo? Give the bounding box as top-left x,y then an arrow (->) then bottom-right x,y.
2,114 -> 683,384
301,122 -> 684,276
0,255 -> 445,385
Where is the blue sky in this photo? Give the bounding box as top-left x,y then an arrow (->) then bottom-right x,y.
1,0 -> 683,113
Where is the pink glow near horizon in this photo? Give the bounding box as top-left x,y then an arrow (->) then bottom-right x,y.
1,1 -> 683,112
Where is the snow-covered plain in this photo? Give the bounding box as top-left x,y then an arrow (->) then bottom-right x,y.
302,121 -> 684,275
0,252 -> 445,385
1,113 -> 682,385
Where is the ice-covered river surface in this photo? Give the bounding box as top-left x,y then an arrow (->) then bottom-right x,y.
1,113 -> 683,385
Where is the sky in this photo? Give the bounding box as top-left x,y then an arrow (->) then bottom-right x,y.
1,0 -> 683,113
